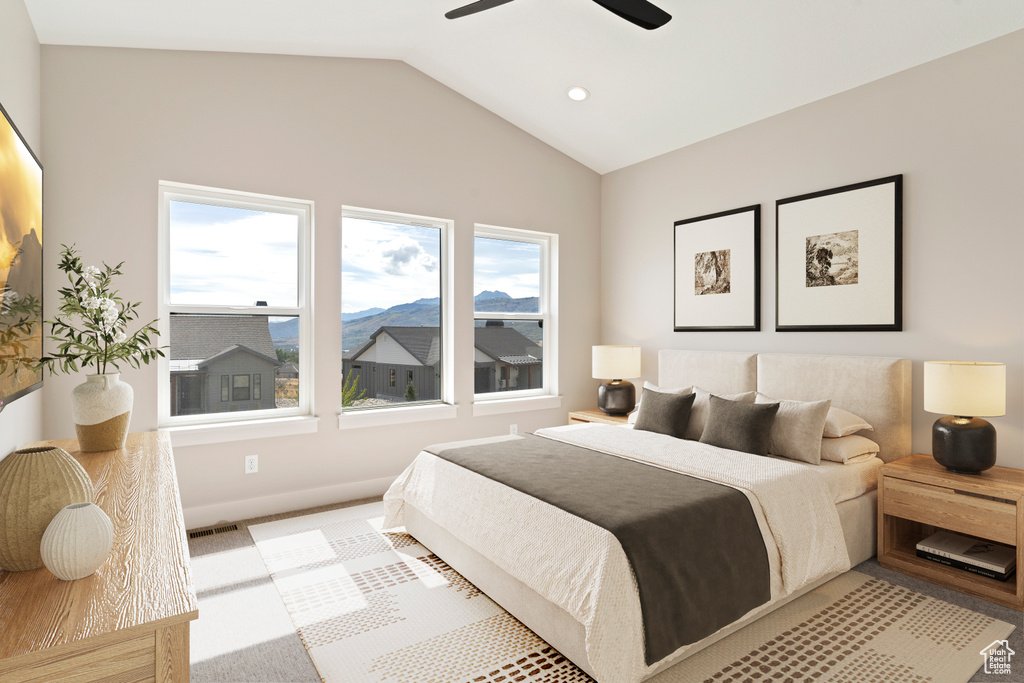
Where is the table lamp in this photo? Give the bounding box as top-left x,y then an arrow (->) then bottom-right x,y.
592,346 -> 641,415
923,361 -> 1005,473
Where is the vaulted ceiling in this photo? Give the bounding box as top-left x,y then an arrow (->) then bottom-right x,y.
24,0 -> 1024,173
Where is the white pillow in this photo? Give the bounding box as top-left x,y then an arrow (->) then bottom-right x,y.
628,382 -> 692,424
820,435 -> 880,464
823,407 -> 873,438
755,393 -> 831,465
685,387 -> 756,440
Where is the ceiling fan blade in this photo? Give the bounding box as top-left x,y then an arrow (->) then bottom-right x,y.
445,0 -> 516,20
591,0 -> 671,30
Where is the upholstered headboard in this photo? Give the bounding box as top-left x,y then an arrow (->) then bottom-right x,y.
658,350 -> 912,462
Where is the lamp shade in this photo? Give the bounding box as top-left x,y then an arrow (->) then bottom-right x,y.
592,346 -> 641,380
924,361 -> 1005,417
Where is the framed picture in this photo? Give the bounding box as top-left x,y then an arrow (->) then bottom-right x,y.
0,99 -> 44,410
776,175 -> 902,332
674,205 -> 760,332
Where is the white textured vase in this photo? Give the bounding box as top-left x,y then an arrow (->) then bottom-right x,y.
40,502 -> 114,581
71,372 -> 133,452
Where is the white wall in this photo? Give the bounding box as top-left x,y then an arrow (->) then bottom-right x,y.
601,31 -> 1024,468
40,47 -> 601,526
0,0 -> 43,456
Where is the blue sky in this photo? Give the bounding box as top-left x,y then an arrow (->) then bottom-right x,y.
169,201 -> 298,307
474,236 -> 540,302
170,203 -> 541,314
342,217 -> 441,313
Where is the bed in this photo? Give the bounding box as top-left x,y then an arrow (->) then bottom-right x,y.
383,351 -> 912,682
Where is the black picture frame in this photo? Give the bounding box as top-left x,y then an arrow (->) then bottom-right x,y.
776,175 -> 902,332
0,99 -> 44,412
674,205 -> 760,332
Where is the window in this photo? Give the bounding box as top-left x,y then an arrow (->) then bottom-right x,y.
232,374 -> 250,401
473,225 -> 557,401
341,207 -> 452,411
158,182 -> 313,428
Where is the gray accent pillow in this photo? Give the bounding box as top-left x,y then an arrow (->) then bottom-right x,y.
633,388 -> 697,440
628,382 -> 692,424
685,388 -> 756,441
699,395 -> 779,456
755,393 -> 832,465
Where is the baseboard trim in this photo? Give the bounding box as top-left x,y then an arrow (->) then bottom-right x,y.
182,475 -> 395,530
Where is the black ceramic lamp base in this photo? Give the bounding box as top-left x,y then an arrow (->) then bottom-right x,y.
932,415 -> 996,474
598,380 -> 635,415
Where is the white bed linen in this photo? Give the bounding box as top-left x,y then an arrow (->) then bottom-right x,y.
799,455 -> 882,504
383,424 -> 850,683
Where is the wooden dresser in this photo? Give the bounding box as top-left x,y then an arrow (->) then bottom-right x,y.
0,431 -> 198,682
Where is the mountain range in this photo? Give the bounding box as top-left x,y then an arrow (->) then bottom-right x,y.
269,290 -> 541,352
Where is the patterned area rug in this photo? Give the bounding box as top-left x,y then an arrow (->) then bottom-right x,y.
248,502 -> 1015,683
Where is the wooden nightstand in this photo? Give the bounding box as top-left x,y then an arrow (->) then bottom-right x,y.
878,454 -> 1024,611
568,409 -> 631,426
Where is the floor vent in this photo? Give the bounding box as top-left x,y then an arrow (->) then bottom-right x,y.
188,523 -> 239,540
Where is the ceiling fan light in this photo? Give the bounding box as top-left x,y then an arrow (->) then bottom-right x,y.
567,86 -> 590,101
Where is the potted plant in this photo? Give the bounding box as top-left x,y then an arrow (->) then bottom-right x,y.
38,245 -> 163,451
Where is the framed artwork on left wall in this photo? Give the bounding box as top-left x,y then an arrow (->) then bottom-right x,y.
673,204 -> 760,332
0,99 -> 44,411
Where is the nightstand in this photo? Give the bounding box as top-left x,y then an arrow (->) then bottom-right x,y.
878,454 -> 1024,611
568,409 -> 631,426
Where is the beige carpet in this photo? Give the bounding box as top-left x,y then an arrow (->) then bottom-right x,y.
248,501 -> 1015,683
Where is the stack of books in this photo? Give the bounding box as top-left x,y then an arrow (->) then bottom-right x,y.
916,530 -> 1017,582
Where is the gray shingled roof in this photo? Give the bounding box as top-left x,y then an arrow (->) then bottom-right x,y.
371,326 -> 441,366
198,344 -> 280,368
344,325 -> 540,367
170,314 -> 278,361
473,326 -> 542,364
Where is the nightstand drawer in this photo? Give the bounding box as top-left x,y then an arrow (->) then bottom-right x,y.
883,477 -> 1017,546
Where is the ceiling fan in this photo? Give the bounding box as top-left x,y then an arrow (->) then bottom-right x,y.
445,0 -> 672,31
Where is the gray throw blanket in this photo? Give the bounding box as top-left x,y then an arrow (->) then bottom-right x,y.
428,433 -> 771,665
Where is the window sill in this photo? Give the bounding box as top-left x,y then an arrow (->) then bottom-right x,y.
165,415 -> 320,447
338,402 -> 459,430
472,394 -> 562,417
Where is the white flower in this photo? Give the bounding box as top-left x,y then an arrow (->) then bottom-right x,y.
82,265 -> 101,288
112,329 -> 127,344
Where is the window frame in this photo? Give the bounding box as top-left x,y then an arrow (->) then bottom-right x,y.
339,206 -> 454,426
157,181 -> 314,430
232,374 -> 251,402
472,224 -> 558,405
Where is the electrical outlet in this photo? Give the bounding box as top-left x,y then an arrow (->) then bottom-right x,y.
245,454 -> 258,474
510,424 -> 518,435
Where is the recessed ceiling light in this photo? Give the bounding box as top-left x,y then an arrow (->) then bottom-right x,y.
566,86 -> 590,102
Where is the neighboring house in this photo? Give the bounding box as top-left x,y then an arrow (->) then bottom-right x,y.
276,362 -> 299,379
343,327 -> 440,402
473,323 -> 543,393
169,314 -> 281,416
342,323 -> 542,402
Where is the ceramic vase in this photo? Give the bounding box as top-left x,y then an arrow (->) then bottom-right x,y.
0,446 -> 95,571
72,372 -> 133,452
40,502 -> 114,580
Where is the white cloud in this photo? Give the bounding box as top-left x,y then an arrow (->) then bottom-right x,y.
342,218 -> 441,312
